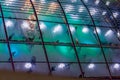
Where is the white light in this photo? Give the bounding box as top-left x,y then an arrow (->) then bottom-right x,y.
94,27 -> 101,34
84,0 -> 88,3
58,63 -> 65,69
113,63 -> 120,69
106,1 -> 110,6
82,27 -> 89,33
88,63 -> 95,69
78,6 -> 84,13
95,0 -> 100,5
102,11 -> 107,15
71,0 -> 77,3
105,29 -> 113,37
70,26 -> 75,33
70,14 -> 79,19
24,63 -> 32,69
113,12 -> 119,18
40,0 -> 46,3
64,5 -> 74,13
5,0 -> 15,6
39,22 -> 46,30
21,21 -> 30,29
5,20 -> 13,27
90,8 -> 97,16
53,24 -> 62,33
117,31 -> 120,37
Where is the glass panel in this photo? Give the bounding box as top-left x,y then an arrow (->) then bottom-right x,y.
42,22 -> 71,43
15,63 -> 49,74
51,63 -> 81,77
82,63 -> 109,77
77,47 -> 105,62
0,18 -> 6,40
60,0 -> 93,25
98,28 -> 120,44
71,25 -> 98,44
0,43 -> 10,61
46,45 -> 77,62
10,44 -> 46,61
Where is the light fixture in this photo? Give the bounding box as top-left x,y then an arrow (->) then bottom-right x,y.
117,31 -> 120,37
84,0 -> 88,3
39,22 -> 46,30
40,0 -> 46,3
53,24 -> 62,33
89,8 -> 97,16
113,12 -> 119,18
102,11 -> 107,16
21,21 -> 30,29
64,5 -> 74,13
113,63 -> 120,69
5,20 -> 14,28
105,1 -> 110,6
70,14 -> 79,19
71,0 -> 77,3
78,6 -> 84,13
70,25 -> 75,33
5,0 -> 15,6
105,29 -> 113,37
94,27 -> 101,34
82,26 -> 89,33
88,63 -> 95,69
57,63 -> 66,69
24,63 -> 32,69
95,0 -> 100,5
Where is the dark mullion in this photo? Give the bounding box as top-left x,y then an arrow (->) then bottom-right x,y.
57,0 -> 84,77
80,0 -> 112,79
29,0 -> 51,74
0,4 -> 15,71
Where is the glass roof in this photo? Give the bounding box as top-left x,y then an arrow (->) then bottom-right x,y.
0,0 -> 120,79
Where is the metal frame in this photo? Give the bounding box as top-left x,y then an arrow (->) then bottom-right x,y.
80,0 -> 112,79
29,0 -> 51,74
57,0 -> 84,77
0,4 -> 15,71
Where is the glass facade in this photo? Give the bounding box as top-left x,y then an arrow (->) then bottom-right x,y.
0,0 -> 120,79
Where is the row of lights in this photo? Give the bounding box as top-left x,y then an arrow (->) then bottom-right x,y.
5,20 -> 120,38
65,0 -> 119,19
24,63 -> 120,71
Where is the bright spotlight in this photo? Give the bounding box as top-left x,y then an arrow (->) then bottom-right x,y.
84,0 -> 88,3
95,0 -> 100,5
106,1 -> 110,6
5,0 -> 15,6
90,8 -> 97,16
105,29 -> 113,37
94,27 -> 101,34
113,63 -> 120,69
113,12 -> 119,18
64,5 -> 74,13
88,63 -> 95,69
82,27 -> 89,33
21,21 -> 30,29
24,63 -> 32,69
117,31 -> 120,37
39,22 -> 46,30
70,14 -> 79,19
53,24 -> 62,33
5,20 -> 13,28
71,0 -> 77,3
102,11 -> 107,16
57,63 -> 66,69
70,25 -> 75,33
78,6 -> 84,13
